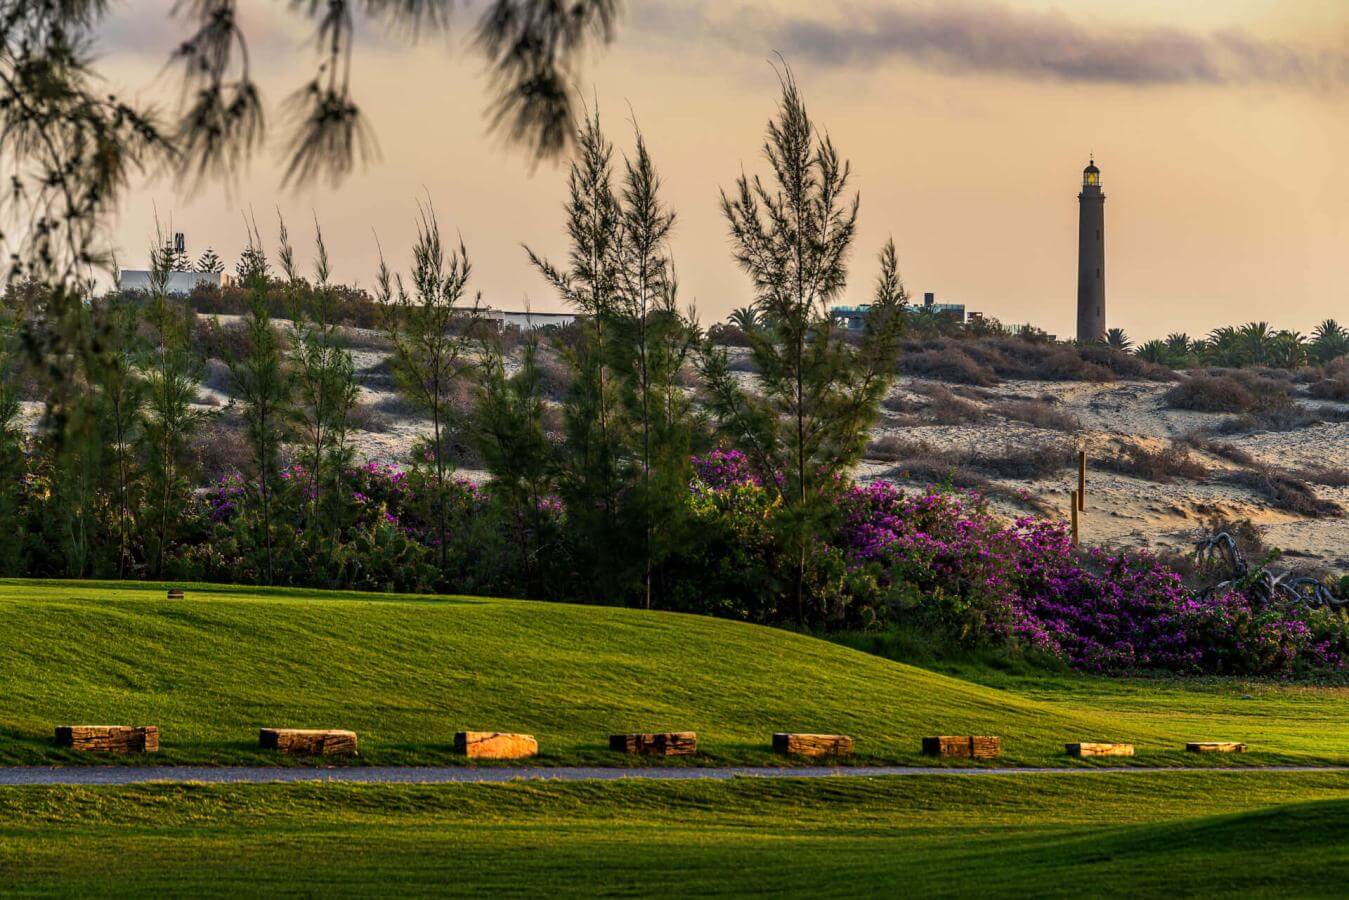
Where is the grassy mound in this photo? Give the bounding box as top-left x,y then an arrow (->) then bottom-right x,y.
0,579 -> 1341,766
4,774 -> 1349,894
0,579 -> 1152,766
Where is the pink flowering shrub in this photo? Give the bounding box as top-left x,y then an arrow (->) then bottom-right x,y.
690,456 -> 1347,676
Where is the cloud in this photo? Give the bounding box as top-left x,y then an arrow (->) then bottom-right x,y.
635,0 -> 1349,89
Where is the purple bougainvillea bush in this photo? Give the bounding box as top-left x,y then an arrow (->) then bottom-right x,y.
822,473 -> 1346,676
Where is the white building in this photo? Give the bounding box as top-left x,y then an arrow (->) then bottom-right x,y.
483,309 -> 578,331
117,269 -> 226,295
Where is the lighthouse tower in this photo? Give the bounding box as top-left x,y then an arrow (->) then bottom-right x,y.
1076,159 -> 1106,343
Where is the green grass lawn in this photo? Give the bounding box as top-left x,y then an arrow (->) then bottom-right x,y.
3,773 -> 1349,895
0,578 -> 1346,766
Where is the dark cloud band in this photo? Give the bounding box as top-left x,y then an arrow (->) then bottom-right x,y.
640,1 -> 1349,89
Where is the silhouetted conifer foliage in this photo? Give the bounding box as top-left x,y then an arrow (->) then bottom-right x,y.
701,71 -> 906,624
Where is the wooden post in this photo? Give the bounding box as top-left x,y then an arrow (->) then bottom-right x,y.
1077,450 -> 1086,510
1070,490 -> 1080,546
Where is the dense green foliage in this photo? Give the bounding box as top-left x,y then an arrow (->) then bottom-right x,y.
4,775 -> 1349,895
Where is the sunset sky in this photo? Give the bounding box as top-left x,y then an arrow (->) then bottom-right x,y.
101,0 -> 1349,340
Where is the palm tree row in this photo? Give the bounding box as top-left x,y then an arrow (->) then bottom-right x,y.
1128,320 -> 1347,369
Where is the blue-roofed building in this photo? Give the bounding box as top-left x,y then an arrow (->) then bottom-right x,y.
833,292 -> 965,331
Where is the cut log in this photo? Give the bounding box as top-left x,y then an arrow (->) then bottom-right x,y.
167,588 -> 185,600
55,725 -> 159,753
1066,742 -> 1134,758
922,736 -> 1001,759
454,731 -> 538,760
259,728 -> 357,756
1186,742 -> 1247,753
772,733 -> 852,759
609,732 -> 697,757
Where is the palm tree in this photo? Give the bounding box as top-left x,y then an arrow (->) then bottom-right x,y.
1311,319 -> 1348,364
729,306 -> 761,333
1102,327 -> 1132,352
1200,326 -> 1242,367
1135,339 -> 1169,364
1238,321 -> 1274,366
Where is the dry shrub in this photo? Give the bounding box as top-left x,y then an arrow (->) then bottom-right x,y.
1224,468 -> 1343,518
727,354 -> 760,374
866,437 -> 983,486
201,358 -> 232,395
1179,433 -> 1257,467
912,382 -> 985,424
1293,466 -> 1349,488
898,347 -> 998,385
191,412 -> 250,482
1098,442 -> 1209,483
992,398 -> 1080,432
1032,349 -> 1115,382
1308,371 -> 1349,402
973,443 -> 1075,480
348,401 -> 395,434
1165,371 -> 1292,415
1078,344 -> 1177,381
535,350 -> 574,401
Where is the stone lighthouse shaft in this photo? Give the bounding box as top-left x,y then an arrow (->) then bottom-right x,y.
1076,159 -> 1106,343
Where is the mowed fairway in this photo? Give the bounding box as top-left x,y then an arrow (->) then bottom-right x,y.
3,774 -> 1349,895
0,579 -> 1346,766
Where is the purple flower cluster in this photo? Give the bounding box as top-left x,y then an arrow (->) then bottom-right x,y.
689,455 -> 1346,677
839,480 -> 1344,674
691,448 -> 760,490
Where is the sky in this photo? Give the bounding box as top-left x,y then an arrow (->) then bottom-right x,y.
99,0 -> 1349,340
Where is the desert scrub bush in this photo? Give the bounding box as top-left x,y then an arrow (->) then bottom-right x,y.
970,443 -> 1075,480
1097,441 -> 1209,483
190,412 -> 251,483
1178,432 -> 1257,467
1308,360 -> 1349,402
1165,371 -> 1290,413
1079,344 -> 1176,381
991,398 -> 1080,432
348,401 -> 396,434
1224,468 -> 1343,518
912,382 -> 986,424
898,346 -> 998,386
1295,466 -> 1349,488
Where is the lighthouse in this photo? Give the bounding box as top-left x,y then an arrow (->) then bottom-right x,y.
1076,158 -> 1106,343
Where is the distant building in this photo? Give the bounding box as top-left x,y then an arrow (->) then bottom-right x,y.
118,269 -> 225,295
834,292 -> 966,331
483,309 -> 578,331
1076,158 -> 1106,343
117,231 -> 228,295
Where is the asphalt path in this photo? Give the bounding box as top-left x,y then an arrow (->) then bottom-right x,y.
2,765 -> 1347,785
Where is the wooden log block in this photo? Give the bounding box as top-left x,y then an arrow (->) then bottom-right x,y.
1066,742 -> 1134,758
454,731 -> 538,760
55,725 -> 159,753
609,732 -> 697,757
922,735 -> 1001,759
1186,741 -> 1247,753
259,728 -> 357,756
772,733 -> 852,759
167,588 -> 185,600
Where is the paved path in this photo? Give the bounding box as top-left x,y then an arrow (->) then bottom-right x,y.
2,766 -> 1347,786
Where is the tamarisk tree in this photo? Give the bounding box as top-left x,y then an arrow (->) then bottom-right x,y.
228,224 -> 291,583
281,216 -> 357,532
376,209 -> 482,575
608,129 -> 700,609
701,73 -> 905,625
139,234 -> 204,576
527,113 -> 625,586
